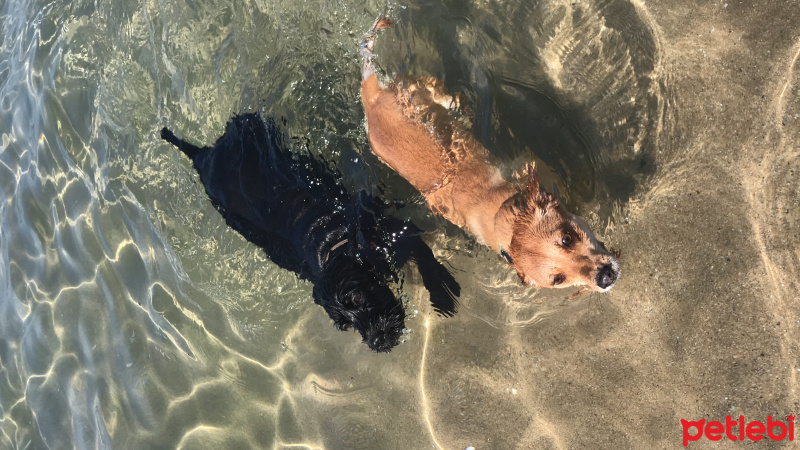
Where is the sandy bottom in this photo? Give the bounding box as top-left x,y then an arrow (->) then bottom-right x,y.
285,1 -> 800,448
1,0 -> 799,448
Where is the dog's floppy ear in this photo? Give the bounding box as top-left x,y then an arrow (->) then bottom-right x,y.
524,163 -> 557,211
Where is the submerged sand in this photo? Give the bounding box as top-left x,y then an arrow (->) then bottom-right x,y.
282,1 -> 800,448
1,0 -> 798,448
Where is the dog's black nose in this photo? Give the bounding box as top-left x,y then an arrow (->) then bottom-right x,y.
596,264 -> 618,289
368,333 -> 399,353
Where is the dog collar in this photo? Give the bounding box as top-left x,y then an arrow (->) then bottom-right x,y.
324,238 -> 349,263
499,246 -> 513,265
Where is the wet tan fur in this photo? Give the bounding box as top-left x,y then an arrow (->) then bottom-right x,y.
360,20 -> 619,291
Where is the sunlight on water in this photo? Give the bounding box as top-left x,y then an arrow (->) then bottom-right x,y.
0,0 -> 657,446
2,0 -> 798,447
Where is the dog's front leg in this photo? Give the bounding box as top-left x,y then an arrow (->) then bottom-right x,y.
393,227 -> 460,317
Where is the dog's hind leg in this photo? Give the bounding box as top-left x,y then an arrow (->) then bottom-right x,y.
161,128 -> 203,160
358,18 -> 393,80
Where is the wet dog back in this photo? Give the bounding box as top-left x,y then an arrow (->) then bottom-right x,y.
359,19 -> 620,292
161,114 -> 459,351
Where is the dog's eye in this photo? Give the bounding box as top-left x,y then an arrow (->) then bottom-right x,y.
561,234 -> 573,247
553,274 -> 566,286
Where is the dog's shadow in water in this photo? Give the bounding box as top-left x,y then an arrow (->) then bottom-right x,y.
162,113 -> 459,352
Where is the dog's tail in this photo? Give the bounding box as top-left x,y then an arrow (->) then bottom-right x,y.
161,127 -> 202,160
358,18 -> 393,80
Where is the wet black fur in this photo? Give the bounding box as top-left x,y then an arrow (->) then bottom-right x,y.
161,113 -> 458,352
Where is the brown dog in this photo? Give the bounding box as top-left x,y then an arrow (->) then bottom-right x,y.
359,19 -> 620,292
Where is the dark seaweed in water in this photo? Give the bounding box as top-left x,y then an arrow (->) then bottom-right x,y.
161,114 -> 459,352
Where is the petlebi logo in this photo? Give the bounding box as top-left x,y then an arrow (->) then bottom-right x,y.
681,414 -> 796,447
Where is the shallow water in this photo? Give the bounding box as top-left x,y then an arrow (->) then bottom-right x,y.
1,0 -> 798,448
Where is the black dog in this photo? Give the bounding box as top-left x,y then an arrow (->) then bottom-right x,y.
161,114 -> 459,352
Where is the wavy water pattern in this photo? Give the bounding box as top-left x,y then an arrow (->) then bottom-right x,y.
2,0 -> 798,447
0,0 -> 660,446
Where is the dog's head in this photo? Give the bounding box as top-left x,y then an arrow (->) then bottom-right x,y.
313,256 -> 405,352
506,165 -> 620,292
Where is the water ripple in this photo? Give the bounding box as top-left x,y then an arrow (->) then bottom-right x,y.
7,0 -> 789,446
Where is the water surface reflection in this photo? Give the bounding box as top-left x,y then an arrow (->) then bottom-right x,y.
1,0 -> 798,447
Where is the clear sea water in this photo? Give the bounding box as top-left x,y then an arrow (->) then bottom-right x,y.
7,0 -> 781,447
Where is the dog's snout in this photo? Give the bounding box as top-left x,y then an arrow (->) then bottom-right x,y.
596,264 -> 618,290
366,331 -> 399,353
